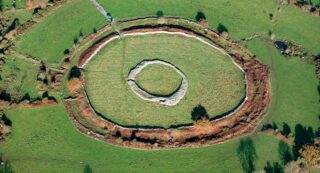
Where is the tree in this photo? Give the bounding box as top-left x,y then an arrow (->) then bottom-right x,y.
294,124 -> 314,147
217,23 -> 228,34
264,161 -> 284,173
83,164 -> 93,173
156,10 -> 164,17
281,123 -> 291,137
299,145 -> 320,167
0,0 -> 4,12
237,138 -> 258,173
6,18 -> 20,33
195,11 -> 206,21
68,66 -> 81,80
278,141 -> 293,165
191,105 -> 208,121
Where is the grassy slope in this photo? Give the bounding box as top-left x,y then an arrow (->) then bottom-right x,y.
274,5 -> 320,55
0,104 -> 283,173
85,34 -> 245,127
99,0 -> 277,40
14,0 -> 320,65
100,0 -> 320,54
247,39 -> 320,130
3,0 -> 25,10
0,56 -> 40,100
14,0 -> 106,66
135,63 -> 183,96
4,9 -> 33,25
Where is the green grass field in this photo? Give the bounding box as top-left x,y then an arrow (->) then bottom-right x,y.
0,56 -> 40,101
14,0 -> 320,66
1,0 -> 320,172
135,63 -> 183,96
14,0 -> 106,66
247,39 -> 320,130
98,0 -> 277,40
4,9 -> 33,25
2,0 -> 25,10
0,104 -> 286,173
274,5 -> 320,55
85,34 -> 245,127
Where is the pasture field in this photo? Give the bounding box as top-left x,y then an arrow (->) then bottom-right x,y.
0,104 -> 285,173
1,0 -> 319,172
4,9 -> 33,25
0,55 -> 40,101
135,63 -> 183,96
14,0 -> 106,66
85,34 -> 245,127
2,0 -> 25,10
274,5 -> 320,55
98,0 -> 277,39
99,0 -> 320,55
247,39 -> 320,130
14,0 -> 320,66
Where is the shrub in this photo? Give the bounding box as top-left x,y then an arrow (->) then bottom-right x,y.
195,11 -> 206,22
68,66 -> 81,80
299,145 -> 320,167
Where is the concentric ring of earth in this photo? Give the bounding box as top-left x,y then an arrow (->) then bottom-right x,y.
85,33 -> 246,128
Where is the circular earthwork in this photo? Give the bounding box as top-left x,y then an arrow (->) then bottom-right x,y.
64,17 -> 270,149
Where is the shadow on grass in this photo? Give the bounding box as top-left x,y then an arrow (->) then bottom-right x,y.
191,104 -> 209,121
237,137 -> 258,173
264,161 -> 284,173
217,23 -> 228,34
278,141 -> 293,165
195,11 -> 206,21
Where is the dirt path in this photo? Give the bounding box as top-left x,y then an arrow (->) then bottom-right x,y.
89,0 -> 121,35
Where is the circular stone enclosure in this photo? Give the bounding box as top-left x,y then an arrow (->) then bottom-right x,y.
83,33 -> 246,128
128,60 -> 188,106
70,18 -> 270,149
135,62 -> 183,97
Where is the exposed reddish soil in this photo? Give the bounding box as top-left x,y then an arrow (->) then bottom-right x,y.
65,18 -> 271,149
11,99 -> 57,108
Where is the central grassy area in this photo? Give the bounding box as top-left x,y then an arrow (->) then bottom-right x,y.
135,63 -> 183,96
85,34 -> 245,127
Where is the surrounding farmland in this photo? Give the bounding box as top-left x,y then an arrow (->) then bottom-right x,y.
85,34 -> 245,127
0,55 -> 40,101
14,0 -> 106,66
99,0 -> 320,55
2,0 -> 26,10
0,0 -> 319,172
0,104 -> 284,173
13,0 -> 320,65
247,39 -> 320,130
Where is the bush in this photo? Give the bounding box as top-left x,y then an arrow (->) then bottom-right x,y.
299,145 -> 320,167
68,66 -> 81,80
195,11 -> 206,22
191,105 -> 208,121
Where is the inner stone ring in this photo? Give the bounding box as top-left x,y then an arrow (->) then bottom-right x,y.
127,59 -> 188,106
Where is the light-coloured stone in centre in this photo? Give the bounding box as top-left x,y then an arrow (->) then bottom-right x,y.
128,60 -> 188,106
